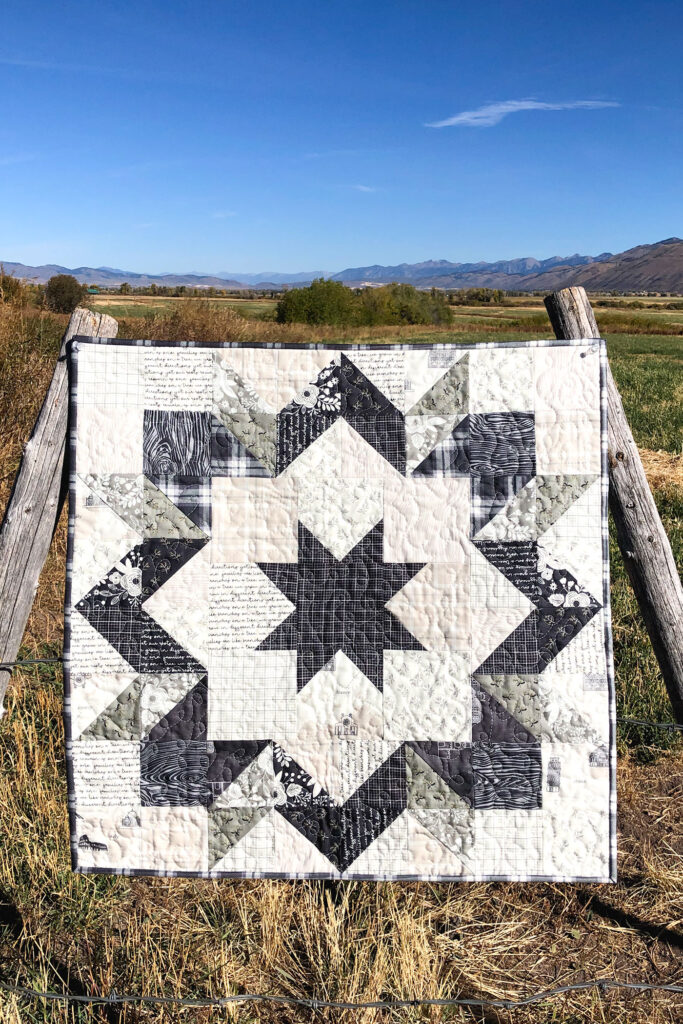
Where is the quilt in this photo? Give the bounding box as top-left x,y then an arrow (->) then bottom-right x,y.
65,337 -> 615,881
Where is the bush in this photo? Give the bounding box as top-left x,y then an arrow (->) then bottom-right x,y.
357,284 -> 453,326
276,278 -> 357,326
450,287 -> 505,305
0,268 -> 26,304
276,279 -> 453,327
44,274 -> 85,313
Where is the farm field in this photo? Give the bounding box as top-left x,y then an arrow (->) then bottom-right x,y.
88,294 -> 278,320
88,290 -> 683,335
0,297 -> 681,1022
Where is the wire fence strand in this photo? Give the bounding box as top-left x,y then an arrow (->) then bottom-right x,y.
1,977 -> 683,1010
0,658 -> 63,670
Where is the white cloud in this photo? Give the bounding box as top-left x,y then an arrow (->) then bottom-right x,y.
426,98 -> 619,128
351,184 -> 376,192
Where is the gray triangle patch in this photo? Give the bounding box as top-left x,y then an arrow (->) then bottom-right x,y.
536,474 -> 597,534
79,677 -> 143,740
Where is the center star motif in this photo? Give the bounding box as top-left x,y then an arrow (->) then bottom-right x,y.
257,521 -> 426,691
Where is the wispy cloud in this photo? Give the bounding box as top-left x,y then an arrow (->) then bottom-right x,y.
108,157 -> 191,178
0,152 -> 36,167
351,184 -> 376,192
0,55 -> 182,85
212,210 -> 237,219
426,98 -> 619,128
304,148 -> 365,160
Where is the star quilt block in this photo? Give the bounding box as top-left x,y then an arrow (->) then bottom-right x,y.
65,337 -> 615,880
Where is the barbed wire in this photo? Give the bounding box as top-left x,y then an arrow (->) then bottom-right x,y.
0,658 -> 63,670
1,977 -> 682,1011
617,715 -> 683,732
5,658 -> 683,732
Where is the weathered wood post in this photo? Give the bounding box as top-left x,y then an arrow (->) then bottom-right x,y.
545,286 -> 683,724
0,307 -> 118,713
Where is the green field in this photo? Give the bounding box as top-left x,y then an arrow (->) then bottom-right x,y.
89,293 -> 278,320
0,297 -> 681,1022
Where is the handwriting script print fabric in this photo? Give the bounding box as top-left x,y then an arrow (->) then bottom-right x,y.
65,337 -> 615,881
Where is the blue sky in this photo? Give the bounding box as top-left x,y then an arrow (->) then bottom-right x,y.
1,0 -> 681,273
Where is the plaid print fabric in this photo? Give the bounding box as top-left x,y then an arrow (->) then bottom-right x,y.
211,418 -> 270,477
149,475 -> 212,533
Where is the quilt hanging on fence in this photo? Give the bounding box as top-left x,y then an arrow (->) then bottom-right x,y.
65,337 -> 615,881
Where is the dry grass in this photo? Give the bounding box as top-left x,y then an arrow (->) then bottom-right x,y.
114,299 -> 542,345
639,449 -> 683,491
1,299 -> 682,1023
1,667 -> 682,1023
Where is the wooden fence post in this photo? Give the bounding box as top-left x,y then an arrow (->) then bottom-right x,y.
545,286 -> 683,724
0,307 -> 118,714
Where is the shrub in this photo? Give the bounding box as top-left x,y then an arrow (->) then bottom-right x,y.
358,284 -> 453,326
44,274 -> 85,313
276,278 -> 357,326
0,268 -> 26,304
450,287 -> 505,305
276,279 -> 453,327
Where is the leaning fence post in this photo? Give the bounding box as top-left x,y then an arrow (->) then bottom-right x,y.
0,307 -> 118,714
544,285 -> 683,724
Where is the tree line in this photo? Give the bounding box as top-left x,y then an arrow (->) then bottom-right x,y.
276,279 -> 453,326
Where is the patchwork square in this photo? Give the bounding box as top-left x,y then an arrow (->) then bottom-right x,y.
66,338 -> 615,881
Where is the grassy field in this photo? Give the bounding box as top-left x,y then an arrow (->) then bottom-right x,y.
0,297 -> 681,1022
89,294 -> 278,320
88,290 -> 683,334
89,290 -> 683,333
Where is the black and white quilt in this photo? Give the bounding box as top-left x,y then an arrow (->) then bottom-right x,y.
65,338 -> 615,880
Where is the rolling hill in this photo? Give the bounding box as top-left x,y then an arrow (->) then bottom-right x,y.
2,238 -> 682,293
0,263 -> 245,290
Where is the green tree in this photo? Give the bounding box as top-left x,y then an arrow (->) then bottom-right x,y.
357,283 -> 452,326
276,279 -> 453,327
0,267 -> 26,304
44,274 -> 85,313
119,282 -> 131,295
276,278 -> 357,326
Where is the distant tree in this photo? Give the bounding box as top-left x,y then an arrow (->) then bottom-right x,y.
357,283 -> 452,326
276,279 -> 452,327
119,282 -> 132,294
451,287 -> 504,306
276,278 -> 357,326
45,274 -> 85,313
0,267 -> 26,304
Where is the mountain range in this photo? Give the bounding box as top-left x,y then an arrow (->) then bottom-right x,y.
2,238 -> 682,292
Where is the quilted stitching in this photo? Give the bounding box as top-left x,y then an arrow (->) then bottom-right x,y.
65,338 -> 615,881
